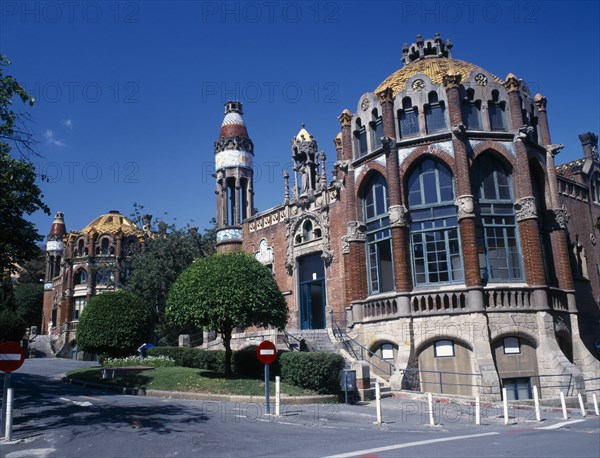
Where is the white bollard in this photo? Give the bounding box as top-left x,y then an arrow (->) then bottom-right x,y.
275,376 -> 280,417
560,392 -> 568,420
502,388 -> 509,425
593,393 -> 599,416
475,395 -> 481,426
427,392 -> 435,426
533,385 -> 541,422
375,382 -> 382,424
4,388 -> 13,441
578,393 -> 586,417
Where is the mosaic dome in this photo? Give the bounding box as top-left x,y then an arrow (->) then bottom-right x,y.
80,210 -> 141,236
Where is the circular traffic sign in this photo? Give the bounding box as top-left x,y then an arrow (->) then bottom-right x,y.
0,341 -> 26,373
256,340 -> 277,365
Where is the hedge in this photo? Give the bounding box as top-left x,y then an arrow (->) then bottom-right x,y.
280,352 -> 345,394
148,347 -> 226,372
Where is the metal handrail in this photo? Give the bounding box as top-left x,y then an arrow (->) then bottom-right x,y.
282,329 -> 302,351
398,367 -> 483,394
331,316 -> 394,377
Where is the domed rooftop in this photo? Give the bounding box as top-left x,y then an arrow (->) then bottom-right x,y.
80,210 -> 141,236
374,34 -> 502,96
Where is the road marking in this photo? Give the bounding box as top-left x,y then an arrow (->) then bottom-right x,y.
59,397 -> 92,407
5,448 -> 56,458
322,432 -> 500,458
536,419 -> 585,430
79,395 -> 101,401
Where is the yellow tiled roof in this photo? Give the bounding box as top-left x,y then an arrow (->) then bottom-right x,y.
80,211 -> 141,237
374,58 -> 503,96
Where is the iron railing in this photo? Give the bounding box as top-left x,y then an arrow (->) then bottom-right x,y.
398,367 -> 484,394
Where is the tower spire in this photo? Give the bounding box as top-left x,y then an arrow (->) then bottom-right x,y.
214,101 -> 255,253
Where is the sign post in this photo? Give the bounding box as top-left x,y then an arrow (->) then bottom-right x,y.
0,342 -> 26,439
256,340 -> 277,416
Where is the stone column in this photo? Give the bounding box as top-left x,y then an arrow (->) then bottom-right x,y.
377,88 -> 412,308
534,94 -> 551,146
505,74 -> 547,289
339,109 -> 368,303
443,73 -> 483,300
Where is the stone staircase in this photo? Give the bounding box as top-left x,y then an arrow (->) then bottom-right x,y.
284,329 -> 339,353
28,334 -> 55,358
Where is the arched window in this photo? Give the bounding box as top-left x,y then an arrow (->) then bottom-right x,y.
302,220 -> 314,242
369,109 -> 384,150
425,92 -> 446,133
74,269 -> 87,285
363,174 -> 394,294
462,89 -> 482,130
77,239 -> 85,256
95,270 -> 114,285
398,97 -> 420,138
591,173 -> 600,204
354,119 -> 368,157
101,238 -> 110,255
408,159 -> 463,285
474,156 -> 523,282
488,90 -> 506,131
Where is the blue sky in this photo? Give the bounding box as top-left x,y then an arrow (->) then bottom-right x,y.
1,0 -> 599,236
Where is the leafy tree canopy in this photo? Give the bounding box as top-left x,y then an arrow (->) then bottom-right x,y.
166,252 -> 288,375
77,290 -> 153,358
0,54 -> 49,279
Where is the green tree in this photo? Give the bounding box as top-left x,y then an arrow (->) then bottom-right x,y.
0,54 -> 50,279
77,290 -> 153,358
14,282 -> 43,329
125,216 -> 216,343
166,252 -> 288,375
0,280 -> 26,343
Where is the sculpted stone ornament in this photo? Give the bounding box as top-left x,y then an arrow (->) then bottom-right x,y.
442,72 -> 462,88
376,87 -> 394,103
388,205 -> 408,227
455,195 -> 475,220
590,233 -> 596,246
451,123 -> 467,140
514,196 -> 537,222
513,126 -> 534,143
380,136 -> 397,156
534,93 -> 547,111
504,73 -> 521,93
411,79 -> 425,92
360,98 -> 370,111
544,143 -> 564,157
341,221 -> 366,255
546,206 -> 570,230
475,73 -> 488,86
338,109 -> 352,127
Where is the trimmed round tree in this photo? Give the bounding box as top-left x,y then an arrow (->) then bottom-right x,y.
77,290 -> 153,358
166,252 -> 288,375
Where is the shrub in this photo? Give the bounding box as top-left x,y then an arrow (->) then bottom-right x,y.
148,347 -> 226,372
280,352 -> 345,394
77,290 -> 153,358
102,355 -> 175,368
232,349 -> 283,378
0,309 -> 27,343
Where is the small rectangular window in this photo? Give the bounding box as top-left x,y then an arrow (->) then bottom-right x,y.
381,344 -> 394,360
503,337 -> 520,354
434,340 -> 454,357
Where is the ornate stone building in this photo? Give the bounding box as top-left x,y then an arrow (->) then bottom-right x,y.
213,34 -> 600,400
41,210 -> 148,355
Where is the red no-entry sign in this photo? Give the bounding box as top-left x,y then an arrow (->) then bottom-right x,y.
0,342 -> 25,373
256,340 -> 277,365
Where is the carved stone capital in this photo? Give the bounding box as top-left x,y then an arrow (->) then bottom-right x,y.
341,221 -> 366,255
451,123 -> 467,139
376,87 -> 394,104
514,196 -> 537,222
513,126 -> 534,143
454,195 -> 475,221
545,206 -> 570,230
442,72 -> 462,88
338,109 -> 352,127
333,135 -> 342,150
504,73 -> 521,93
534,93 -> 547,112
388,205 -> 408,227
544,143 -> 564,158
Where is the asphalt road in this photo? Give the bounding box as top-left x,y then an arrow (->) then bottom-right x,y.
1,359 -> 599,458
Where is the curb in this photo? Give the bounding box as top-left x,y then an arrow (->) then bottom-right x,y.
62,377 -> 338,404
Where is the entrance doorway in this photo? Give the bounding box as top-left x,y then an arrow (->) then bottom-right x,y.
298,253 -> 326,330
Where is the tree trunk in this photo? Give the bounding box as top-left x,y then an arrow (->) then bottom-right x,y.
222,327 -> 232,376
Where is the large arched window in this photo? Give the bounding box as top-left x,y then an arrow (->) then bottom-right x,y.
408,159 -> 463,285
398,97 -> 420,138
425,92 -> 446,133
363,174 -> 394,294
74,269 -> 87,285
488,90 -> 506,131
354,119 -> 368,157
474,156 -> 523,282
370,109 -> 383,150
462,88 -> 482,130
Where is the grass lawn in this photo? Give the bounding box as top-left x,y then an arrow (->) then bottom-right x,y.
66,367 -> 319,397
